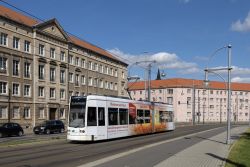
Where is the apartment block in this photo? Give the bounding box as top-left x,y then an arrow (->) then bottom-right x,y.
128,78 -> 250,123
0,5 -> 128,128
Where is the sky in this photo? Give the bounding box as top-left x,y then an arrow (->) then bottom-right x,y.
1,0 -> 250,83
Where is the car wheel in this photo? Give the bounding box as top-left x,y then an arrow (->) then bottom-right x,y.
45,129 -> 50,135
18,131 -> 23,136
60,128 -> 64,133
0,132 -> 3,138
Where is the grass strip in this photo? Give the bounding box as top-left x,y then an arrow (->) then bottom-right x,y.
225,128 -> 250,167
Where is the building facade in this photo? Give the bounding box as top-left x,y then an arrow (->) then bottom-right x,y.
128,78 -> 250,123
0,5 -> 128,128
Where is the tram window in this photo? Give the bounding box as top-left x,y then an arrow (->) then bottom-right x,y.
87,107 -> 97,126
98,107 -> 105,126
159,111 -> 167,123
137,109 -> 144,124
145,110 -> 150,123
108,108 -> 118,125
129,109 -> 136,125
119,108 -> 128,125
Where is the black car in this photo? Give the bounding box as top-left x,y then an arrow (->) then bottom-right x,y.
0,123 -> 24,138
33,120 -> 65,134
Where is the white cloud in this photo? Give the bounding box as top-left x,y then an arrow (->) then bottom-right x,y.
108,48 -> 199,74
231,77 -> 250,83
231,12 -> 250,32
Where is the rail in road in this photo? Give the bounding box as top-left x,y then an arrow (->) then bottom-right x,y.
0,124 -> 236,167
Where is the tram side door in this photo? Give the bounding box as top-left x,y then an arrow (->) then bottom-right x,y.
97,101 -> 107,140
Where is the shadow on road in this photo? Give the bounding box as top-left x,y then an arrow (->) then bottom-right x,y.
206,153 -> 246,167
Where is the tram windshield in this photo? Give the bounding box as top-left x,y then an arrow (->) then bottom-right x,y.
69,96 -> 86,128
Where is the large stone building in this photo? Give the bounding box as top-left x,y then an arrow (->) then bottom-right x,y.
0,5 -> 128,128
128,78 -> 250,123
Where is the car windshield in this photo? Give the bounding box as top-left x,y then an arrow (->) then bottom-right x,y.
69,105 -> 85,128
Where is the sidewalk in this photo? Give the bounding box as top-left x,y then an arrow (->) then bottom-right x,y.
154,126 -> 249,167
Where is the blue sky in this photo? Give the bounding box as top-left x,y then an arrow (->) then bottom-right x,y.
2,0 -> 250,82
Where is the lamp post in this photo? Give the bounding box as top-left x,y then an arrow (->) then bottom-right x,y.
204,44 -> 232,145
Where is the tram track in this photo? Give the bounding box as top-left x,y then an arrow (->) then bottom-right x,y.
0,124 -> 229,167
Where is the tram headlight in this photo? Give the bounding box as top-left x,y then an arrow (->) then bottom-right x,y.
79,130 -> 85,133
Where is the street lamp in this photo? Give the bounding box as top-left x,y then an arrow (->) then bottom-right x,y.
204,44 -> 232,145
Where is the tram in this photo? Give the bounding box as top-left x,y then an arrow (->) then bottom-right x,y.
67,95 -> 174,141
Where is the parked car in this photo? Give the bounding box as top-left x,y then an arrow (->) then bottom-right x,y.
33,120 -> 65,134
0,123 -> 24,138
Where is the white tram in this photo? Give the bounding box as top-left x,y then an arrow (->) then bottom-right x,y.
67,95 -> 174,141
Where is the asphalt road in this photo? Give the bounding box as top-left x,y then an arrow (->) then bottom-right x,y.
0,124 -> 230,167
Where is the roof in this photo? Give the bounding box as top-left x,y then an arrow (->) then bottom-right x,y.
128,78 -> 250,92
0,5 -> 127,65
0,5 -> 39,26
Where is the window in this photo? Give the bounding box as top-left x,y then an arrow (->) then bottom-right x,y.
0,106 -> 7,119
0,82 -> 7,94
167,97 -> 173,104
99,80 -> 103,88
75,57 -> 79,66
60,89 -> 65,99
94,63 -> 98,71
167,89 -> 173,94
69,73 -> 74,83
60,108 -> 65,118
114,83 -> 118,90
69,55 -> 73,64
13,60 -> 19,76
100,65 -> 103,73
60,51 -> 65,61
50,67 -> 56,82
108,108 -> 118,125
87,107 -> 97,126
88,61 -> 92,70
12,83 -> 19,96
110,68 -> 113,75
13,37 -> 19,49
39,44 -> 44,56
39,108 -> 44,119
24,40 -> 30,52
38,87 -> 44,97
38,64 -> 45,80
75,74 -> 79,86
24,62 -> 31,78
144,110 -> 150,123
50,48 -> 55,59
24,107 -> 30,119
13,107 -> 20,119
75,92 -> 80,96
114,69 -> 118,77
119,108 -> 128,125
0,56 -> 7,72
50,88 -> 56,98
122,71 -> 125,79
81,59 -> 85,68
187,89 -> 191,94
81,75 -> 86,85
88,77 -> 93,86
137,109 -> 144,124
0,33 -> 7,46
98,107 -> 105,126
24,85 -> 30,96
187,97 -> 191,105
60,70 -> 65,83
93,78 -> 98,87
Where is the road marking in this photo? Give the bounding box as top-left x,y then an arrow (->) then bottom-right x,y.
77,127 -> 224,167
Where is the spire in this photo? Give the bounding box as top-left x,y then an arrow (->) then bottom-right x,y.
156,68 -> 161,80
